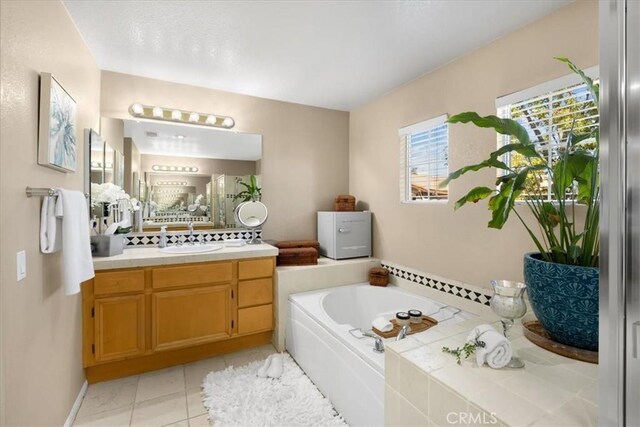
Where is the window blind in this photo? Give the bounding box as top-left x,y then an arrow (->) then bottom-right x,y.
399,114 -> 449,202
497,72 -> 599,201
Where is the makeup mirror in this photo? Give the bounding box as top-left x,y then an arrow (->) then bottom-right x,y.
235,201 -> 268,244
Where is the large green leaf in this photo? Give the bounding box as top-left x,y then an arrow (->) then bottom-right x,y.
568,130 -> 598,148
448,112 -> 532,146
555,57 -> 599,106
574,160 -> 596,204
552,151 -> 594,191
440,158 -> 509,187
487,168 -> 529,229
490,143 -> 539,160
540,202 -> 561,228
454,186 -> 494,210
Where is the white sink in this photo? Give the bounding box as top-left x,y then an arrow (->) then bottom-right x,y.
159,243 -> 224,254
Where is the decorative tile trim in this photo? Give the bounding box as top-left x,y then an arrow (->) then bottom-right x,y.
381,261 -> 492,306
124,230 -> 262,247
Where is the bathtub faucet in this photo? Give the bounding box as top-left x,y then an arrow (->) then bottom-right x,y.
373,336 -> 385,353
396,325 -> 410,341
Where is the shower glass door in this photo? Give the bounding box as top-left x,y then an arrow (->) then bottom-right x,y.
600,0 -> 639,425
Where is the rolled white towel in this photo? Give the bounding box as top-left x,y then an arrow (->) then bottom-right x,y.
466,324 -> 513,369
267,353 -> 284,379
257,354 -> 275,378
372,316 -> 393,332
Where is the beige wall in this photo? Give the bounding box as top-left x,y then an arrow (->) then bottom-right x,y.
123,137 -> 141,195
0,1 -> 101,425
349,1 -> 598,289
101,72 -> 350,240
100,117 -> 124,154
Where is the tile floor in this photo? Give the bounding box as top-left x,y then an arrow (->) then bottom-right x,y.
73,344 -> 278,427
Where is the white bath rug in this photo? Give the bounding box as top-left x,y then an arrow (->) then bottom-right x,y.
201,353 -> 347,427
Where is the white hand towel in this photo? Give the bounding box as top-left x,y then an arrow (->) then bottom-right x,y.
257,354 -> 275,378
40,195 -> 62,253
55,189 -> 95,295
372,316 -> 393,332
119,200 -> 132,228
466,324 -> 513,369
267,353 -> 284,379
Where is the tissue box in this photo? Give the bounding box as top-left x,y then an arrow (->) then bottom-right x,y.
91,235 -> 125,257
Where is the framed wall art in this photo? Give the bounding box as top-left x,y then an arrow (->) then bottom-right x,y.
38,72 -> 77,172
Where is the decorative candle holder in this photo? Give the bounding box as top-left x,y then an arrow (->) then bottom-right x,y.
490,279 -> 527,368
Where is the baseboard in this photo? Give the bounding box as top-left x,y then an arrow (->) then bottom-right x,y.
63,380 -> 88,427
85,331 -> 273,384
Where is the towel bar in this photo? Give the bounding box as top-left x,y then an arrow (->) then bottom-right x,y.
26,186 -> 89,198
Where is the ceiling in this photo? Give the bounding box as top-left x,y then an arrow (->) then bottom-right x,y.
64,0 -> 570,111
123,119 -> 262,161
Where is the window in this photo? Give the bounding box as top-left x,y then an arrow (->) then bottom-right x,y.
496,67 -> 599,201
399,114 -> 449,202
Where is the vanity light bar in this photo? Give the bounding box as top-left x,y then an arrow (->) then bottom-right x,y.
90,161 -> 113,169
155,189 -> 187,194
156,181 -> 188,186
151,165 -> 199,173
129,103 -> 235,129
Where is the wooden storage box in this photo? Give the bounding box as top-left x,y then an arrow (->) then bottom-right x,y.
275,240 -> 320,258
277,247 -> 318,266
334,195 -> 356,212
369,267 -> 389,287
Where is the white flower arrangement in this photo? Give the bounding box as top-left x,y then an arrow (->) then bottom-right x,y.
91,183 -> 140,212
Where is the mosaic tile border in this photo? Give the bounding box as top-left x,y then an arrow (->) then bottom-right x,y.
124,230 -> 262,247
381,262 -> 492,306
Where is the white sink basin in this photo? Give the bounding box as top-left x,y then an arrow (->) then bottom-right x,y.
159,244 -> 223,254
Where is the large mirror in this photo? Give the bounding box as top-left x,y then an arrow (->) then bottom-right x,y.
120,119 -> 262,231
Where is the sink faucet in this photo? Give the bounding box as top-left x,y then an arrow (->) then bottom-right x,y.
187,221 -> 195,245
396,325 -> 410,341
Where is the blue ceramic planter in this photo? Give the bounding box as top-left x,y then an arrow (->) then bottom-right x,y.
523,253 -> 599,351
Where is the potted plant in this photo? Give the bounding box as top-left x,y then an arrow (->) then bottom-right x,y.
442,58 -> 599,350
233,175 -> 262,202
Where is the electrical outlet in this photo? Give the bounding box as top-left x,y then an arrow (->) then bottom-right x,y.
16,250 -> 26,281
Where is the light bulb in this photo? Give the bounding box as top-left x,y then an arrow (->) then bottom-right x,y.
188,112 -> 199,122
169,166 -> 176,171
171,110 -> 182,120
130,103 -> 144,116
161,166 -> 168,171
222,117 -> 234,128
152,165 -> 160,171
206,115 -> 217,125
152,107 -> 163,118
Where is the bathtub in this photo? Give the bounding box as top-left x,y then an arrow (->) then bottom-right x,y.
285,283 -> 475,427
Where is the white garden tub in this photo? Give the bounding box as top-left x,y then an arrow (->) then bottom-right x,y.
285,283 -> 475,427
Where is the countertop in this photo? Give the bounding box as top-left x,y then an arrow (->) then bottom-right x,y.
92,243 -> 279,270
385,316 -> 598,426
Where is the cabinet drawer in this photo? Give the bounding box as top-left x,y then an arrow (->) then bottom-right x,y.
238,258 -> 274,280
94,270 -> 145,295
152,262 -> 232,289
238,278 -> 273,308
238,304 -> 273,335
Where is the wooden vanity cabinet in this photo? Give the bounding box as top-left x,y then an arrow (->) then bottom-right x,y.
82,256 -> 275,383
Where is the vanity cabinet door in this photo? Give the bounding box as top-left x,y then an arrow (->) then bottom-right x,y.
152,285 -> 232,351
94,295 -> 145,362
